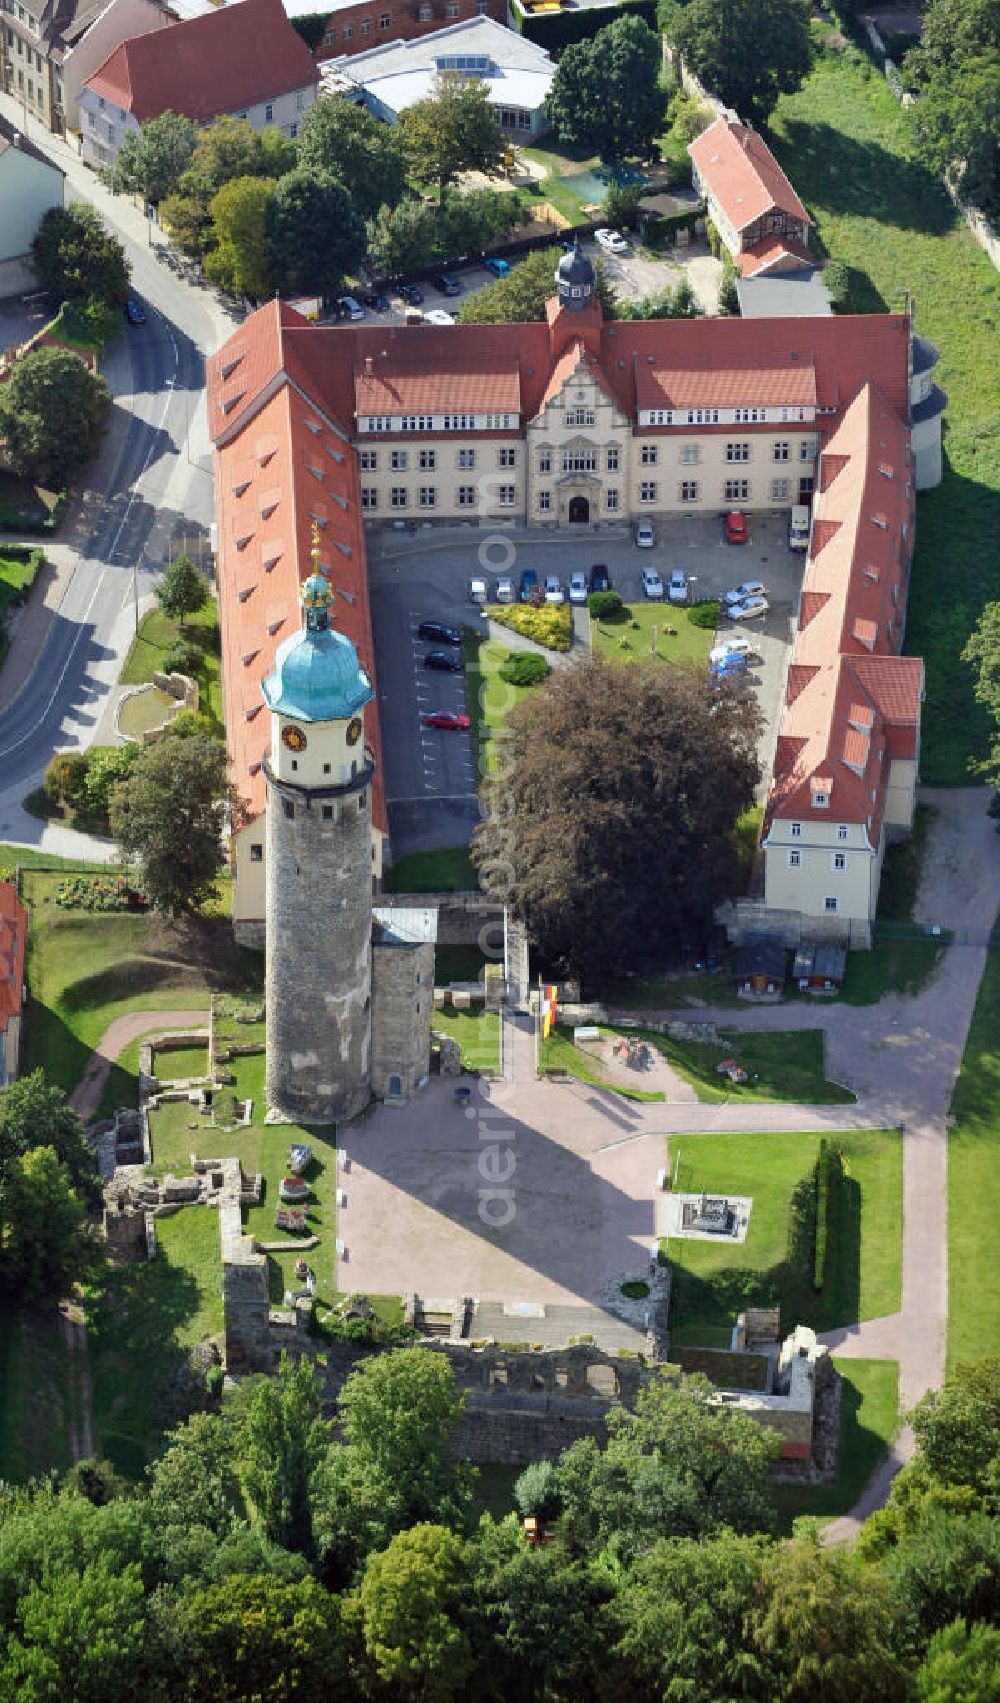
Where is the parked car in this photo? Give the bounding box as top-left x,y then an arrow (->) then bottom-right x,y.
399,282 -> 424,305
544,575 -> 565,604
568,571 -> 588,605
424,649 -> 464,671
642,567 -> 664,599
418,620 -> 462,645
468,577 -> 488,605
728,593 -> 770,621
710,651 -> 748,678
364,291 -> 390,312
710,635 -> 755,664
723,580 -> 767,608
424,309 -> 455,326
424,709 -> 471,730
519,568 -> 539,602
667,569 -> 689,605
432,274 -> 461,296
124,298 -> 146,325
334,295 -> 364,321
725,509 -> 749,544
634,520 -> 656,549
484,257 -> 510,277
595,227 -> 629,255
495,575 -> 515,604
590,563 -> 611,593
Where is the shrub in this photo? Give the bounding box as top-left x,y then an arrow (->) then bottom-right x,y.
205,1362 -> 224,1398
82,743 -> 140,824
823,259 -> 851,308
688,598 -> 721,630
499,651 -> 549,687
621,1279 -> 650,1299
486,602 -> 572,652
514,1459 -> 562,1521
44,750 -> 90,805
54,875 -> 148,912
162,639 -> 203,677
589,589 -> 624,621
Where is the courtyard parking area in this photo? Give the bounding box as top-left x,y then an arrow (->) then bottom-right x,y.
369,510 -> 803,856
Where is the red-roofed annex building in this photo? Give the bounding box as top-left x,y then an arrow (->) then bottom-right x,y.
689,116 -> 813,279
79,0 -> 318,168
0,881 -> 27,1086
207,244 -> 939,944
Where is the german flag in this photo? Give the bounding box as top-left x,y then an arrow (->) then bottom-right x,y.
542,985 -> 558,1040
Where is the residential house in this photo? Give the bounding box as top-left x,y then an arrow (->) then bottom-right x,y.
689,115 -> 812,278
0,881 -> 27,1086
319,14 -> 554,135
0,111 -> 64,294
313,0 -> 503,61
60,0 -> 181,134
206,245 -> 937,941
79,0 -> 318,168
0,0 -> 78,133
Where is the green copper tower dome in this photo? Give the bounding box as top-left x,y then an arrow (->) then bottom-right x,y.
262,570 -> 373,723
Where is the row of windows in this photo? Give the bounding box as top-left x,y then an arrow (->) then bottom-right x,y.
326,8 -> 480,45
359,447 -> 514,471
361,413 -> 514,434
787,851 -> 848,872
537,490 -> 619,513
643,406 -> 814,426
789,822 -> 850,839
636,479 -> 796,503
361,485 -> 515,509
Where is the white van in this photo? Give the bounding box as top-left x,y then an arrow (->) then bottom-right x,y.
789,504 -> 811,551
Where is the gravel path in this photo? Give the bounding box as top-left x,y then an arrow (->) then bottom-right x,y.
70,1008 -> 210,1123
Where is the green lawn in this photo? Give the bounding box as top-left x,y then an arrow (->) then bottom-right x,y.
947,927 -> 1000,1370
464,629 -> 545,777
435,944 -> 489,983
384,847 -> 478,892
0,1309 -> 74,1482
771,33 -> 1000,783
520,142 -> 600,222
151,1043 -> 209,1081
0,546 -> 43,612
604,968 -> 740,1009
648,1026 -> 855,1106
591,602 -> 716,668
667,1127 -> 902,1346
840,806 -> 947,1003
431,1006 -> 500,1072
20,868 -> 260,1098
772,1358 -> 900,1532
120,600 -> 223,734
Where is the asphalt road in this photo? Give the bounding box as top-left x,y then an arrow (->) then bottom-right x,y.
0,95 -> 237,818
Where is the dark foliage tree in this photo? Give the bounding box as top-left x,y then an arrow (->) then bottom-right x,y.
239,1353 -> 330,1556
32,203 -> 130,306
466,1517 -> 606,1701
267,170 -> 366,297
298,98 -> 407,221
911,1358 -> 1000,1506
0,1146 -> 92,1305
471,656 -> 761,985
0,345 -> 110,488
545,16 -> 667,158
906,0 -> 1000,215
668,0 -> 812,125
108,728 -> 235,914
109,110 -> 197,205
882,1511 -> 1000,1656
747,1539 -> 908,1701
400,72 -> 503,196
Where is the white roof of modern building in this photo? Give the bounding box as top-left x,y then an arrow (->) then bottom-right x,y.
320,16 -> 555,116
736,275 -> 832,318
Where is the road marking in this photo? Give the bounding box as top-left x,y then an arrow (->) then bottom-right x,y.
0,565 -> 109,761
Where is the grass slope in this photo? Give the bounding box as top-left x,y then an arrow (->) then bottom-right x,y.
770,35 -> 1000,783
773,1358 -> 900,1531
947,927 -> 1000,1370
667,1127 -> 902,1346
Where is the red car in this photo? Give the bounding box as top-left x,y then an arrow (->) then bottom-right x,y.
423,710 -> 471,730
726,510 -> 748,544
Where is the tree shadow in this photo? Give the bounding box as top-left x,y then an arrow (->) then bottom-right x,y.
774,117 -> 959,236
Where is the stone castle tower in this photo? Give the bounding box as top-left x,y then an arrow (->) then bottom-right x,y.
262,567 -> 375,1124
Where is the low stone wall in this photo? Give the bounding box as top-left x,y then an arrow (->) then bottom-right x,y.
717,897 -> 868,951
152,669 -> 199,709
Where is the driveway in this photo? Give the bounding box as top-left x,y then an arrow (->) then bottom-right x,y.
588,236 -> 723,317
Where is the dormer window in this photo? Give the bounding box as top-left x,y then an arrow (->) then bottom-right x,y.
813,791 -> 829,808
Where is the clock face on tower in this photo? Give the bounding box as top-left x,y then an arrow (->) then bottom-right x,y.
346,717 -> 363,747
282,725 -> 307,753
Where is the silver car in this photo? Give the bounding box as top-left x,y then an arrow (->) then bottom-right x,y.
642,567 -> 664,599
568,571 -> 588,605
728,593 -> 770,621
544,574 -> 565,604
495,576 -> 515,604
668,569 -> 689,605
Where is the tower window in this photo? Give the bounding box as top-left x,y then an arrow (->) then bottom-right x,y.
323,762 -> 331,774
322,805 -> 333,821
250,843 -> 262,862
283,799 -> 294,820
291,759 -> 298,771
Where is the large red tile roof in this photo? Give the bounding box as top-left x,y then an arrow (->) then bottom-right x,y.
85,0 -> 317,123
0,881 -> 27,1036
689,116 -> 810,235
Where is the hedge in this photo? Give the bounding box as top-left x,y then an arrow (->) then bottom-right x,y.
511,0 -> 657,54
813,1139 -> 841,1292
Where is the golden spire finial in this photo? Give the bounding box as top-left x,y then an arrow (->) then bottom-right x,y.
310,520 -> 322,572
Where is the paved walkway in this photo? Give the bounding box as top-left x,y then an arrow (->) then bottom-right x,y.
609,787 -> 1000,1536
70,1008 -> 209,1122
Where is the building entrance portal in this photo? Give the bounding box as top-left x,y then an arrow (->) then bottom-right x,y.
568,495 -> 590,524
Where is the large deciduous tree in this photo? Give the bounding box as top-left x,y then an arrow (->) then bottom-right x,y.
239,1354 -> 330,1556
357,1523 -> 474,1698
32,204 -> 130,307
267,170 -> 366,298
668,0 -> 812,125
0,1070 -> 97,1203
747,1540 -> 908,1701
337,1347 -> 467,1520
456,245 -> 616,323
400,73 -> 503,196
172,1575 -> 349,1703
204,175 -> 276,299
906,0 -> 1000,214
297,98 -> 407,221
0,346 -> 110,488
109,110 -> 197,206
108,728 -> 235,914
545,16 -> 667,159
471,656 -> 760,986
0,1146 -> 92,1306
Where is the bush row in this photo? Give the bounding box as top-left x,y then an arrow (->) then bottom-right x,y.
812,1139 -> 843,1292
54,875 -> 148,912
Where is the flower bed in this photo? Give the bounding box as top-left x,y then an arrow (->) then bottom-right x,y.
55,875 -> 148,912
487,602 -> 572,651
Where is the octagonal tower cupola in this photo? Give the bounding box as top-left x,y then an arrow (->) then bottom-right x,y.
555,239 -> 595,312
262,565 -> 373,790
